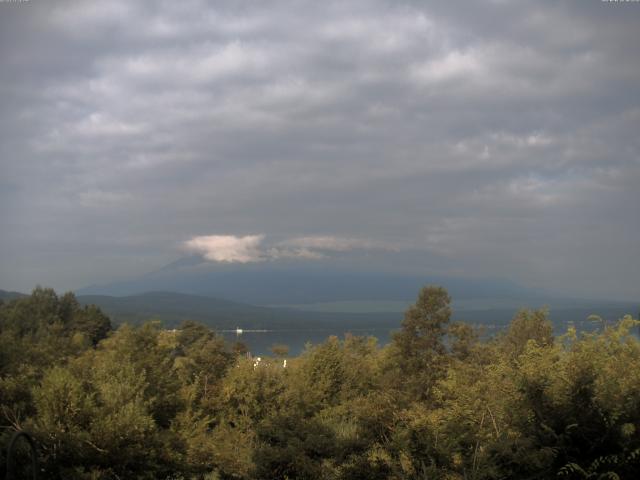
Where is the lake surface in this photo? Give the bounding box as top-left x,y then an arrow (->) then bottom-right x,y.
220,327 -> 398,356
218,309 -> 634,356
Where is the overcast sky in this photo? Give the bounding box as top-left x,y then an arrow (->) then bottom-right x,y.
1,0 -> 639,300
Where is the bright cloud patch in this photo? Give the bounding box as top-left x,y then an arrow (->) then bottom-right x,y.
184,235 -> 265,263
184,234 -> 382,263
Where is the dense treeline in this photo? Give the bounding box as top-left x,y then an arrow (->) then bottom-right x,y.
1,286 -> 639,479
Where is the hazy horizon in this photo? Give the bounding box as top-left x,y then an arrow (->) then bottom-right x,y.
1,1 -> 639,301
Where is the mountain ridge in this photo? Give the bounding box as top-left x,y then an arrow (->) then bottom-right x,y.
75,255 -> 549,305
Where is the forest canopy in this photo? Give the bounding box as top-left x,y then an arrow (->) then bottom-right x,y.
1,286 -> 639,479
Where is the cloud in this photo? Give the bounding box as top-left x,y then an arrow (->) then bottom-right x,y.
267,247 -> 326,261
411,49 -> 485,85
269,235 -> 390,260
278,236 -> 383,252
184,235 -> 265,263
184,234 -> 385,263
77,189 -> 134,208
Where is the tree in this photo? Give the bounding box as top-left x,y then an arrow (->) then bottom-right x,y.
502,308 -> 553,359
253,413 -> 337,480
388,285 -> 452,401
448,321 -> 479,361
70,304 -> 112,346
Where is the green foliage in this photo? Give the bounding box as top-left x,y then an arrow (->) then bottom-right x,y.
502,307 -> 553,359
254,413 -> 337,480
1,286 -> 639,480
388,285 -> 452,401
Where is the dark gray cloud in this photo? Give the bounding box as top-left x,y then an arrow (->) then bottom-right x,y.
1,0 -> 639,299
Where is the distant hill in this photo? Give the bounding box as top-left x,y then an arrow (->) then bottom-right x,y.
76,291 -> 401,331
0,289 -> 28,301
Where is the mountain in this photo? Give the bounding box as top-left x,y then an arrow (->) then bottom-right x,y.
0,289 -> 28,301
76,255 -> 545,305
73,256 -> 638,341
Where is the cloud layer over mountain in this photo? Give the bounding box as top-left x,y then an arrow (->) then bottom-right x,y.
184,234 -> 389,262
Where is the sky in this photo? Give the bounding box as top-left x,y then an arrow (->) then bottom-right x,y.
1,0 -> 639,300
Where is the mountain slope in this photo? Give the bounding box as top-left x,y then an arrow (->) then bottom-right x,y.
0,289 -> 28,301
76,291 -> 400,330
76,255 -> 543,305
